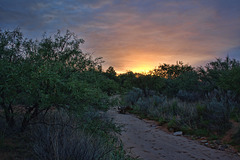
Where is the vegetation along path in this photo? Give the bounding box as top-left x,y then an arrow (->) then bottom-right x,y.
107,108 -> 240,160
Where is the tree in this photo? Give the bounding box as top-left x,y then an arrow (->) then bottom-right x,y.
105,66 -> 117,81
106,66 -> 116,76
198,56 -> 240,93
151,61 -> 194,79
219,66 -> 240,96
0,29 -> 107,131
118,71 -> 137,89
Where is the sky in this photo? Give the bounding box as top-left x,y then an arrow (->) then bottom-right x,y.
0,0 -> 240,73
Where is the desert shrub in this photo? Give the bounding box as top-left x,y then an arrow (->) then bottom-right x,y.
158,117 -> 167,125
162,79 -> 179,97
127,92 -> 198,129
30,111 -> 127,160
160,100 -> 197,128
79,109 -> 121,136
31,124 -> 112,160
152,95 -> 167,107
194,129 -> 209,137
201,89 -> 239,133
158,100 -> 182,119
136,97 -> 151,112
180,125 -> 194,135
203,98 -> 230,133
124,88 -> 143,106
167,117 -> 178,130
219,65 -> 240,96
168,101 -> 179,116
177,90 -> 201,102
196,104 -> 206,116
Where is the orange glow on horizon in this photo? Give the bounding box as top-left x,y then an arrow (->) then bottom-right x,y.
130,66 -> 152,73
116,64 -> 155,74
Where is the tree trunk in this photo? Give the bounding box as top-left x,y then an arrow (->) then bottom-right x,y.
3,104 -> 15,128
21,104 -> 40,132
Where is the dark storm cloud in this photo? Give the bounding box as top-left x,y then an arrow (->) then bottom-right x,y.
0,0 -> 240,72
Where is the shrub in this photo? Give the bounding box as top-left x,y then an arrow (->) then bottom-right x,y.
152,95 -> 167,107
30,111 -> 125,160
124,88 -> 143,106
167,117 -> 178,130
204,98 -> 230,133
201,89 -> 239,133
177,90 -> 201,102
136,97 -> 152,112
158,117 -> 167,125
31,125 -> 113,160
194,129 -> 209,137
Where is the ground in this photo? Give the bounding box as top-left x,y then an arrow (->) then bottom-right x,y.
107,107 -> 240,160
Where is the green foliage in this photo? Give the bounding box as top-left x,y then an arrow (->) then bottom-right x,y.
180,126 -> 193,135
196,104 -> 206,117
0,29 -> 110,131
30,111 -> 128,160
106,66 -> 117,77
219,66 -> 240,96
194,129 -> 209,137
177,90 -> 201,102
198,56 -> 240,93
151,61 -> 194,79
0,28 -> 133,159
167,117 -> 178,129
204,98 -> 230,133
158,117 -> 167,125
124,87 -> 143,106
118,71 -> 137,89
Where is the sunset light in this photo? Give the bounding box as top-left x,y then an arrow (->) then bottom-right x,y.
1,0 -> 240,73
1,1 -> 240,159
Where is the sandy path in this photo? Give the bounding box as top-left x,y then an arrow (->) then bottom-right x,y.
107,108 -> 240,160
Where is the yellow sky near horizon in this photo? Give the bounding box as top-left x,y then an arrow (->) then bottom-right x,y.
2,0 -> 239,74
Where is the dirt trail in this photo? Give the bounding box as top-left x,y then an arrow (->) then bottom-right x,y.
107,108 -> 240,160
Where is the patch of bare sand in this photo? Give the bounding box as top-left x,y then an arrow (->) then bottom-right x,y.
107,108 -> 240,160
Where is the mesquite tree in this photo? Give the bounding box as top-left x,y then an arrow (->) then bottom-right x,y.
0,29 -> 105,131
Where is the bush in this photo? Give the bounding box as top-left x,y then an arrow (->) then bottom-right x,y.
167,117 -> 178,130
152,95 -> 167,107
177,90 -> 201,102
204,98 -> 230,133
124,88 -> 143,106
136,97 -> 151,112
30,111 -> 126,160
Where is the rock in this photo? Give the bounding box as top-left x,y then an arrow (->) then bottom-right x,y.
173,131 -> 183,136
218,145 -> 227,151
200,140 -> 208,143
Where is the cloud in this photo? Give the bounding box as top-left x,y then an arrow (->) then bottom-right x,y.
0,0 -> 240,72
